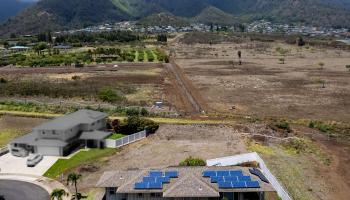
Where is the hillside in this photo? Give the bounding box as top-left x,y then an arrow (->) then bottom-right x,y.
137,12 -> 190,27
193,6 -> 237,25
1,0 -> 350,36
0,0 -> 35,23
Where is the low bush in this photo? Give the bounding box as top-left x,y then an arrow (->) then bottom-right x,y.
179,156 -> 206,166
271,120 -> 292,133
98,87 -> 124,103
118,116 -> 159,135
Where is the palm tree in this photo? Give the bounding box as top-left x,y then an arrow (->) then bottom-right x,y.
50,188 -> 67,200
67,173 -> 82,200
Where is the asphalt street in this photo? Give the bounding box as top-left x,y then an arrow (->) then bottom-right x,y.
0,180 -> 49,200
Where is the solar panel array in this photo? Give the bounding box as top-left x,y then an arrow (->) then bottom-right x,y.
249,168 -> 269,183
134,171 -> 178,190
203,170 -> 260,189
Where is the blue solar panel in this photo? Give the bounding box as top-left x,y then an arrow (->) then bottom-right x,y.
211,176 -> 224,183
156,176 -> 170,183
165,171 -> 178,178
143,177 -> 156,182
218,181 -> 232,189
238,176 -> 251,181
224,176 -> 238,182
149,182 -> 163,189
246,181 -> 260,188
203,170 -> 216,177
149,171 -> 163,177
232,181 -> 246,188
230,170 -> 243,176
135,182 -> 148,189
217,171 -> 230,176
249,168 -> 269,183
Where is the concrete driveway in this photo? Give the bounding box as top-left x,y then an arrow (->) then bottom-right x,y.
0,153 -> 58,176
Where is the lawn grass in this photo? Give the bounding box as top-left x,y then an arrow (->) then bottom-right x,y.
44,148 -> 117,178
108,133 -> 126,140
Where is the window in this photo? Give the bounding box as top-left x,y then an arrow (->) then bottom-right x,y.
151,193 -> 161,198
108,187 -> 116,195
137,193 -> 143,198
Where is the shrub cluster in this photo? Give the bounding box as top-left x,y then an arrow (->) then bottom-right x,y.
110,116 -> 159,135
179,156 -> 206,166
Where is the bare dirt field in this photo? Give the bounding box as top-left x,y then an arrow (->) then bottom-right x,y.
174,41 -> 350,121
0,115 -> 47,147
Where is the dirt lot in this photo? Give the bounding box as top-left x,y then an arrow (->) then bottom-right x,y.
0,115 -> 47,147
174,41 -> 350,121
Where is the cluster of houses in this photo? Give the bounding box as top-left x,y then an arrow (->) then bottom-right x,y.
53,20 -> 350,39
247,20 -> 350,38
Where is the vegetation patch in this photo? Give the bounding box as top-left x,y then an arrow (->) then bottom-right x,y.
107,133 -> 126,140
179,156 -> 206,166
246,139 -> 275,156
44,148 -> 117,178
281,137 -> 331,165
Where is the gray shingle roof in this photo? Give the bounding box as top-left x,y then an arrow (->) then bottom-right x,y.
11,132 -> 67,147
96,166 -> 275,197
34,109 -> 107,130
80,130 -> 112,140
163,174 -> 219,197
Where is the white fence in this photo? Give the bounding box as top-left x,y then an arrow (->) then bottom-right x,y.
207,152 -> 292,200
105,130 -> 147,148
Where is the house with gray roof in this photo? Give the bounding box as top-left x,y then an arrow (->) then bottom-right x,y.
96,166 -> 277,200
9,109 -> 112,157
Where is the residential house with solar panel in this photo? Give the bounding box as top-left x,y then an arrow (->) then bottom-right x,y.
96,166 -> 277,200
9,109 -> 112,157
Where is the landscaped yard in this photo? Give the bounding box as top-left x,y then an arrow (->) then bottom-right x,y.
44,148 -> 118,178
107,133 -> 126,140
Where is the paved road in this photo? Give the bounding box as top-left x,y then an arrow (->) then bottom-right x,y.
0,180 -> 49,200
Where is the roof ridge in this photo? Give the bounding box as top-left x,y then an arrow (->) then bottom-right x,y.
163,173 -> 219,197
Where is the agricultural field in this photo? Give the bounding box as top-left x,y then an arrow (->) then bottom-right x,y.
174,35 -> 350,122
0,46 -> 168,67
0,63 -> 172,113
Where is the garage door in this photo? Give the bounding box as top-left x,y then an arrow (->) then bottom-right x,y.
37,146 -> 61,156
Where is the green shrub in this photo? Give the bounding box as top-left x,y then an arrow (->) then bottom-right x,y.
119,116 -> 159,135
272,120 -> 291,133
98,88 -> 123,103
179,156 -> 206,166
125,107 -> 140,116
308,121 -> 334,133
140,108 -> 149,116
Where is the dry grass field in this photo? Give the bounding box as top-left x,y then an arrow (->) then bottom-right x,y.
0,64 -> 167,108
174,41 -> 350,121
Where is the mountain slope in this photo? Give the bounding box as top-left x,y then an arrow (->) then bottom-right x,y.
1,0 -> 350,36
138,12 -> 190,27
193,6 -> 237,25
0,0 -> 36,23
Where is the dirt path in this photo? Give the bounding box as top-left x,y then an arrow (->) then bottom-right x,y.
164,58 -> 209,114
